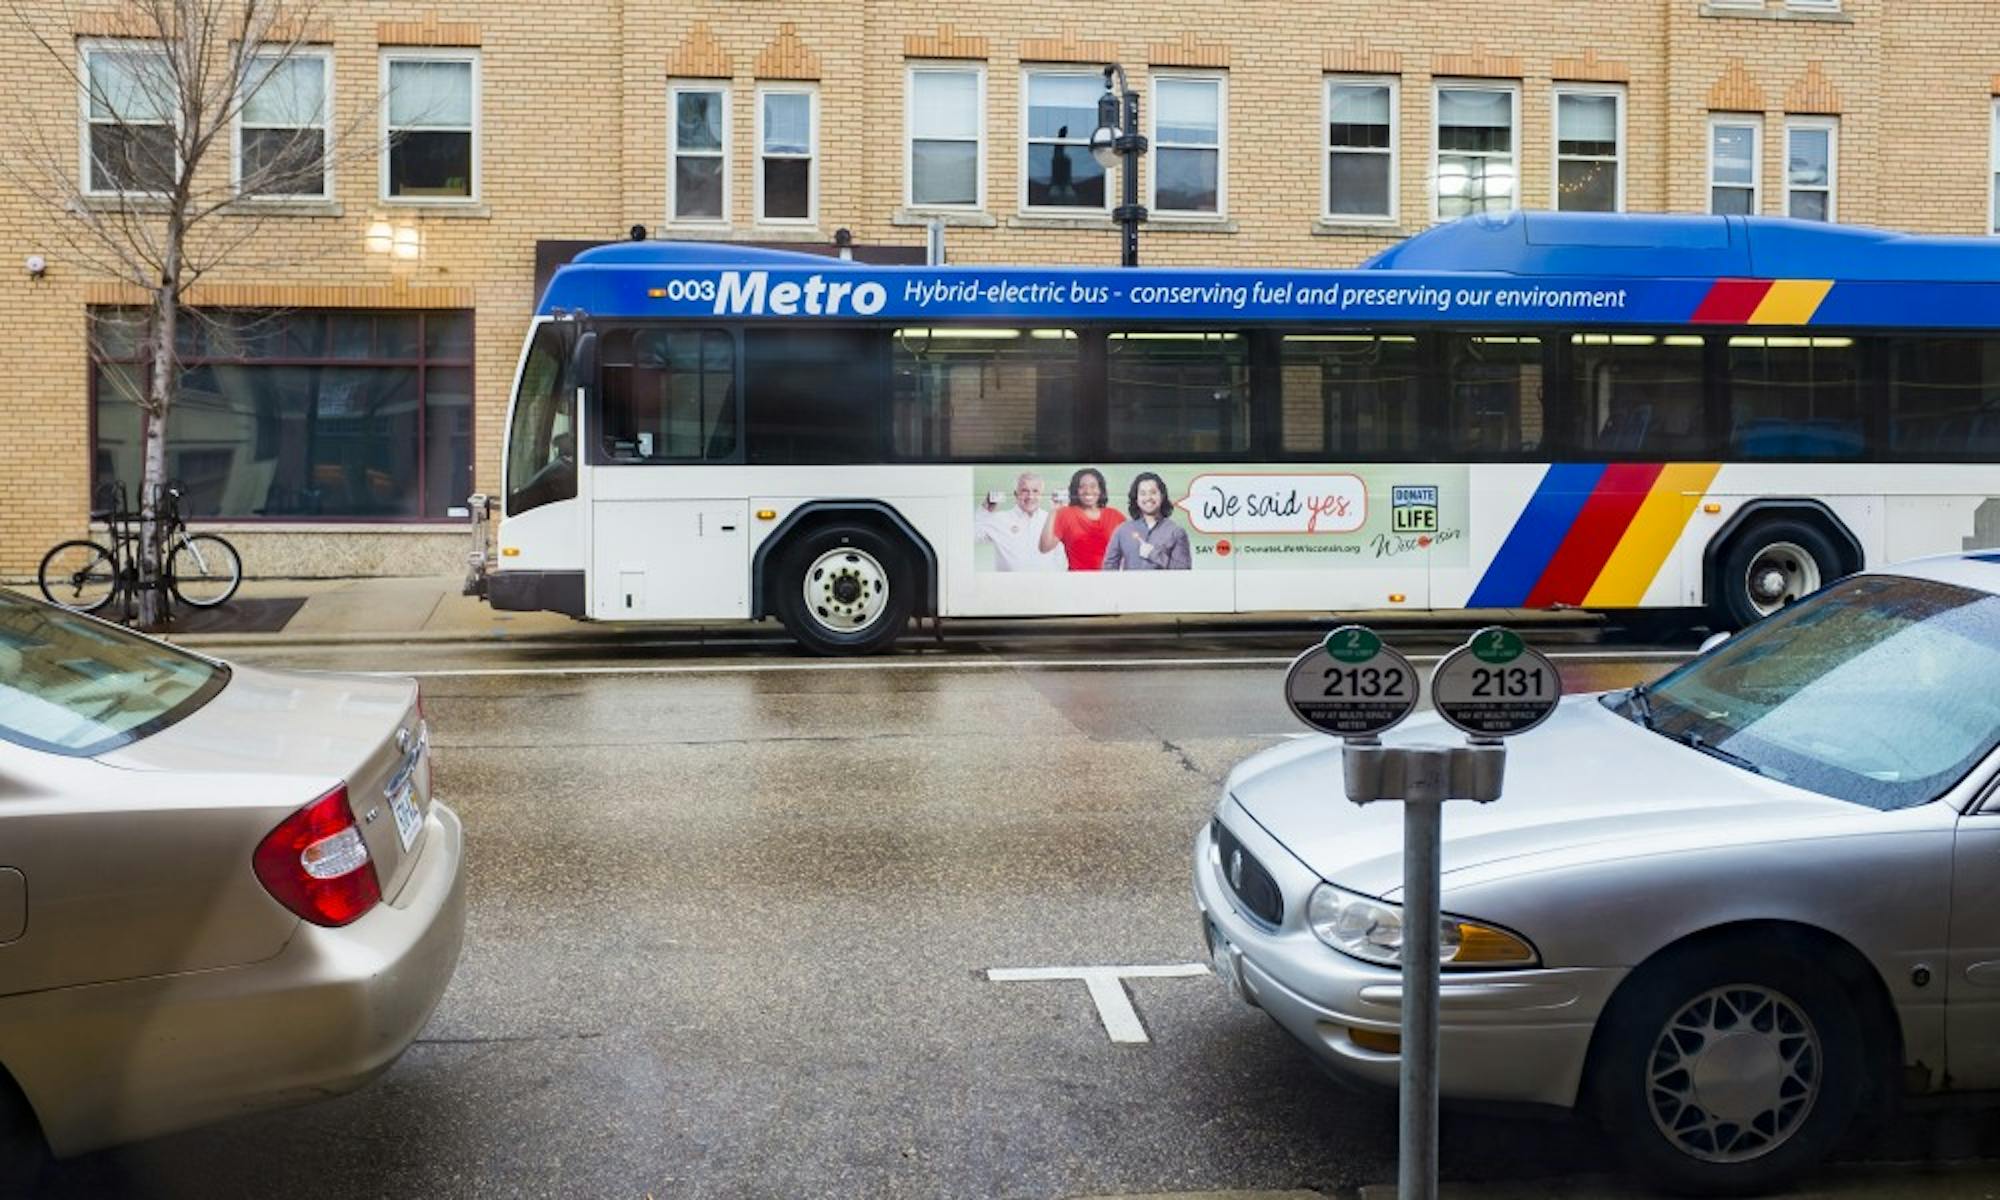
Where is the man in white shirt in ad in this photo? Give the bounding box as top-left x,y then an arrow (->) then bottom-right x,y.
975,472 -> 1064,572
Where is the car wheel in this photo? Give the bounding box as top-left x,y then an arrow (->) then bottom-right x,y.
772,523 -> 915,656
1588,937 -> 1866,1197
0,1073 -> 47,1199
1714,519 -> 1842,631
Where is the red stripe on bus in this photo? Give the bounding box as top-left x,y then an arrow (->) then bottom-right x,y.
1522,462 -> 1666,607
1690,278 -> 1775,324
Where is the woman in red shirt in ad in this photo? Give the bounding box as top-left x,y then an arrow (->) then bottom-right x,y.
1039,467 -> 1116,571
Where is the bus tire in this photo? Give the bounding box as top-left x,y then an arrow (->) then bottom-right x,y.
1712,519 -> 1842,631
771,523 -> 915,656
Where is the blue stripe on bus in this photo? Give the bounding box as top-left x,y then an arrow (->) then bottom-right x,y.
1466,463 -> 1608,608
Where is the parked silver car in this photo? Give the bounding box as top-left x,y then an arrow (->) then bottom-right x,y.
1196,556 -> 2000,1195
0,589 -> 466,1184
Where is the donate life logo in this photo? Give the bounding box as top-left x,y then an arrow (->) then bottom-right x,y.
1176,474 -> 1368,535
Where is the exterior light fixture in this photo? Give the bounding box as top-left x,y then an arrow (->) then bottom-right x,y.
365,220 -> 393,255
1090,64 -> 1149,267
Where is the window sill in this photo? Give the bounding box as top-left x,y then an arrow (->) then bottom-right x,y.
221,199 -> 344,218
380,199 -> 491,217
1147,215 -> 1238,233
76,194 -> 170,214
1313,219 -> 1406,237
183,521 -> 467,534
744,225 -> 829,242
1007,213 -> 1116,231
893,208 -> 998,228
1700,3 -> 1852,21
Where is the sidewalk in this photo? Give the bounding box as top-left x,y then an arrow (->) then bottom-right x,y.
135,574 -> 1612,650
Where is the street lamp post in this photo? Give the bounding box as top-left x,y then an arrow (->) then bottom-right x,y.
1090,64 -> 1148,267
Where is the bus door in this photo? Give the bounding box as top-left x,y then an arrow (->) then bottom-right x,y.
497,320 -> 585,588
587,327 -> 749,621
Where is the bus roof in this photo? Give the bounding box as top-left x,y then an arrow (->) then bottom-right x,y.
537,213 -> 2000,329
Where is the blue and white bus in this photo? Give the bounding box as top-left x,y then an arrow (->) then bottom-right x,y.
480,211 -> 2000,654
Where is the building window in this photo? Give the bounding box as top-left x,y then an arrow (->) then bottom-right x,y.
1785,116 -> 1837,221
1992,101 -> 2000,234
91,309 -> 475,520
1325,77 -> 1396,221
907,66 -> 983,209
1151,73 -> 1223,216
669,83 -> 729,223
82,42 -> 176,195
1709,116 -> 1761,214
236,51 -> 330,199
1785,0 -> 1841,11
1023,70 -> 1107,211
1554,85 -> 1622,212
1434,82 -> 1517,220
756,86 -> 816,224
382,52 -> 478,201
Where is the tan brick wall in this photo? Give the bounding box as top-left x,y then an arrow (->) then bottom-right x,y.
1,0 -> 1991,576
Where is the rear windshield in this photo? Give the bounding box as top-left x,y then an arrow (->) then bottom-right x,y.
0,589 -> 227,756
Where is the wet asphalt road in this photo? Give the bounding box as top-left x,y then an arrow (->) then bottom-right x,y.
32,625 -> 2000,1198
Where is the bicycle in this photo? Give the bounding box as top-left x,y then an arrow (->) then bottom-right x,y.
38,483 -> 243,615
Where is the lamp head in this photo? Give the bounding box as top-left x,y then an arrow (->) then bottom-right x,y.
1089,123 -> 1120,171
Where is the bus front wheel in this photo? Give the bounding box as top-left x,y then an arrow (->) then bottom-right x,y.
772,523 -> 916,655
1713,519 -> 1842,631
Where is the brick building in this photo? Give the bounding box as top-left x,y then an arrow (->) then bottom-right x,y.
1,0 -> 1993,579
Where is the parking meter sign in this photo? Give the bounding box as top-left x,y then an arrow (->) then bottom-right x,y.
1285,625 -> 1419,738
1430,626 -> 1560,738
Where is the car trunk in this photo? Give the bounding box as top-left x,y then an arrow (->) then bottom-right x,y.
99,664 -> 433,903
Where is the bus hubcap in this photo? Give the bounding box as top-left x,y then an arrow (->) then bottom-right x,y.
1646,984 -> 1820,1164
805,548 -> 888,632
1745,542 -> 1821,617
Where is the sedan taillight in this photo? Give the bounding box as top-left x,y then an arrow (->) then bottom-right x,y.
253,784 -> 382,927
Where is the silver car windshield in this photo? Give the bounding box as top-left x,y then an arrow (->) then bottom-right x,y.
0,590 -> 227,756
1617,574 -> 2000,811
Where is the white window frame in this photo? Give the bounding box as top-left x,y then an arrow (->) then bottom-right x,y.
1431,79 -> 1520,223
1020,67 -> 1113,215
1551,83 -> 1624,212
1990,99 -> 2000,235
1785,115 -> 1838,222
1784,0 -> 1841,12
1147,69 -> 1226,219
232,48 -> 333,201
79,39 -> 179,198
755,83 -> 818,226
378,48 -> 481,205
1323,74 -> 1399,224
1708,114 -> 1762,215
904,63 -> 986,211
668,81 -> 731,226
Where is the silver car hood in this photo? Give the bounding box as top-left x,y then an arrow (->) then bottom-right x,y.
1229,695 -> 1863,899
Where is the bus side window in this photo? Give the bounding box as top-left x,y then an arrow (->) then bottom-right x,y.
1445,333 -> 1544,457
1888,336 -> 2000,459
599,328 -> 736,462
891,327 -> 1079,460
1106,330 -> 1250,457
1726,334 -> 1865,460
1570,332 -> 1705,458
1278,333 -> 1427,459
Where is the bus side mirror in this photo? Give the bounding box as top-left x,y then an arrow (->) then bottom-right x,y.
570,329 -> 598,388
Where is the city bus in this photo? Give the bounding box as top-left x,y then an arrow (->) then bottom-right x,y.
478,211 -> 2000,654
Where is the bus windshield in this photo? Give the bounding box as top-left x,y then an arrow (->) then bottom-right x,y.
504,323 -> 575,517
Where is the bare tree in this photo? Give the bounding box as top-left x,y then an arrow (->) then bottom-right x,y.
2,0 -> 377,625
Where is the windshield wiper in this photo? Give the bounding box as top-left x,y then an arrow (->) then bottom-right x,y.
1677,730 -> 1764,776
1621,681 -> 1656,730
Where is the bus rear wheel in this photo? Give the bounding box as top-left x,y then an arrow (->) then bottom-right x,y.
773,523 -> 915,656
1713,519 -> 1841,631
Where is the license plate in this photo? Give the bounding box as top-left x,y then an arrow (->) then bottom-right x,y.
1206,919 -> 1246,1003
389,780 -> 423,851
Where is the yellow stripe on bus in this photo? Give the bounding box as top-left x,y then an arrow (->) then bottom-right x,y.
1748,280 -> 1834,326
1583,463 -> 1724,607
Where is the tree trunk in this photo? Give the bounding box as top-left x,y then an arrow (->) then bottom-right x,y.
139,281 -> 177,629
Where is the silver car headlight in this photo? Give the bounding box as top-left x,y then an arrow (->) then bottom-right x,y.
1306,883 -> 1538,969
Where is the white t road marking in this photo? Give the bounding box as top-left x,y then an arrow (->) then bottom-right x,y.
987,964 -> 1211,1044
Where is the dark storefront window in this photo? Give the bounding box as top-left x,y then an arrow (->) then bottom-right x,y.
92,309 -> 474,519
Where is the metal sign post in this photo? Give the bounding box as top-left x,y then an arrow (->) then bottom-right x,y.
1285,625 -> 1557,1200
